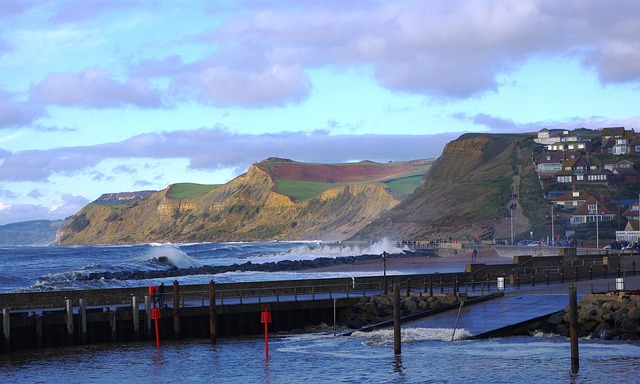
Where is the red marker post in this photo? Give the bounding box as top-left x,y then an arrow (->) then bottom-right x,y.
261,304 -> 272,358
149,286 -> 162,348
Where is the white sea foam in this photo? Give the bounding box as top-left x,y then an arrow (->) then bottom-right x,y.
145,244 -> 201,268
351,327 -> 471,344
251,237 -> 409,264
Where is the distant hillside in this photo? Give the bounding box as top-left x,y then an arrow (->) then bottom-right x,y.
0,220 -> 64,245
57,158 -> 431,244
94,190 -> 156,204
350,133 -> 541,242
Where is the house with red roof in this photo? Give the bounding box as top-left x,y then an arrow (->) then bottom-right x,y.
569,195 -> 615,226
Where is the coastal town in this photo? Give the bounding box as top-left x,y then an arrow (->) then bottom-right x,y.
532,127 -> 640,248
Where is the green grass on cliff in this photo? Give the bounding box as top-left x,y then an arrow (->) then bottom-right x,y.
382,175 -> 423,196
168,183 -> 219,199
278,175 -> 425,201
277,179 -> 344,201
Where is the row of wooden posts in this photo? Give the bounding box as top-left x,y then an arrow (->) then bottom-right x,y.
1,280 -> 217,352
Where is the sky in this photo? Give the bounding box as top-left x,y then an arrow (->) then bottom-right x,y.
1,0 -> 640,225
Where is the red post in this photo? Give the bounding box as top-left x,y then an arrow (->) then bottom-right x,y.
151,308 -> 161,348
261,304 -> 272,358
149,286 -> 162,348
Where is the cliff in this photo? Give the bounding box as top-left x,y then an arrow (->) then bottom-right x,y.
57,158 -> 429,244
350,133 -> 537,241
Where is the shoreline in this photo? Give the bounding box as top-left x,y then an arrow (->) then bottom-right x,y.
308,247 -> 514,274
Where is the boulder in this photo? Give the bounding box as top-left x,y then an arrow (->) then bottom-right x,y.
619,318 -> 639,335
547,311 -> 564,325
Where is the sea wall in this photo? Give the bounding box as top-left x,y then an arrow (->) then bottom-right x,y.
543,292 -> 640,341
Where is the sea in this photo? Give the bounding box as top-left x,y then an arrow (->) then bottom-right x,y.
1,240 -> 639,383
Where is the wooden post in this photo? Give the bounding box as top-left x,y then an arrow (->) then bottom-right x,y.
3,308 -> 10,352
35,314 -> 42,348
173,280 -> 181,339
569,285 -> 579,373
209,280 -> 217,344
393,284 -> 401,355
144,296 -> 152,339
79,299 -> 87,344
65,299 -> 74,345
132,296 -> 140,341
110,310 -> 117,342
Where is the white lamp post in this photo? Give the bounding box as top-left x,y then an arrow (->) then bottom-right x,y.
510,205 -> 514,245
551,203 -> 555,246
596,201 -> 600,249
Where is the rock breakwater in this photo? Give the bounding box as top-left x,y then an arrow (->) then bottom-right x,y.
543,292 -> 640,341
340,293 -> 460,329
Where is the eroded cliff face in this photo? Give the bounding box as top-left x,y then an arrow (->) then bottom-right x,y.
351,133 -> 531,242
423,135 -> 492,184
57,164 -> 401,244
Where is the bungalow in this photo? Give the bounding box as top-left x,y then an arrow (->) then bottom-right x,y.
536,151 -> 578,174
603,159 -> 634,172
569,196 -> 615,226
553,189 -> 591,210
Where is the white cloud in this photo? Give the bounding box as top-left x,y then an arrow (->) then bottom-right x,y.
31,67 -> 164,109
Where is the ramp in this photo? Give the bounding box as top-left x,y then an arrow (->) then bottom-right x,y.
404,293 -> 568,338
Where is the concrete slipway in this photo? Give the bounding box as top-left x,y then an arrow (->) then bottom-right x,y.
403,274 -> 640,339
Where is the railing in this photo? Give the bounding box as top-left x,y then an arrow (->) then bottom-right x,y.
590,274 -> 639,294
162,281 -> 385,307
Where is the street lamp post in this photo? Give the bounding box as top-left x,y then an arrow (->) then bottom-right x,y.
596,201 -> 600,249
551,203 -> 555,246
382,251 -> 388,294
510,204 -> 514,245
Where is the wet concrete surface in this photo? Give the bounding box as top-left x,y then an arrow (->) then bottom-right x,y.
404,273 -> 640,336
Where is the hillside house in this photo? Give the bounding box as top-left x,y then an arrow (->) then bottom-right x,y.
601,127 -> 626,140
536,151 -> 579,174
534,129 -> 590,152
555,157 -> 611,185
553,190 -> 591,210
599,127 -> 637,155
622,202 -> 640,222
569,195 -> 615,226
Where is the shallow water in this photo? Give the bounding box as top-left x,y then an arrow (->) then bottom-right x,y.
2,242 -> 639,383
1,330 -> 639,383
